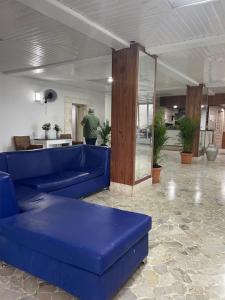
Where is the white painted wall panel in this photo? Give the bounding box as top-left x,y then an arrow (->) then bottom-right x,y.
0,73 -> 105,151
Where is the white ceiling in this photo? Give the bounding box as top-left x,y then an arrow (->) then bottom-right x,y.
54,0 -> 225,92
0,0 -> 111,73
2,0 -> 225,95
14,55 -> 113,92
56,0 -> 225,48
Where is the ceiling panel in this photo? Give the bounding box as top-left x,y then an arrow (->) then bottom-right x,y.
0,0 -> 111,72
159,42 -> 225,84
54,0 -> 225,90
14,54 -> 190,96
57,0 -> 225,48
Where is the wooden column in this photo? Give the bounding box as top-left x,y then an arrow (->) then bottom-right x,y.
111,45 -> 139,185
186,84 -> 203,157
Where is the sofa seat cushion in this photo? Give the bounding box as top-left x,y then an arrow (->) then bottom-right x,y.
14,183 -> 42,203
0,197 -> 152,275
17,169 -> 103,193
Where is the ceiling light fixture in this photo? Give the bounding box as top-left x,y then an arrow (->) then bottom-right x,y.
168,0 -> 217,9
107,77 -> 113,83
201,105 -> 205,108
173,105 -> 178,109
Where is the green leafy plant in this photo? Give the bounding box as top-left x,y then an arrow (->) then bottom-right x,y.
53,124 -> 61,132
42,123 -> 51,131
153,110 -> 168,167
178,117 -> 197,153
99,120 -> 111,146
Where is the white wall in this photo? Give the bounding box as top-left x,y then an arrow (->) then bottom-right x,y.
105,92 -> 111,123
0,73 -> 106,151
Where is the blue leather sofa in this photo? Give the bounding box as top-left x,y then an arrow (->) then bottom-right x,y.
0,146 -> 152,300
0,145 -> 110,209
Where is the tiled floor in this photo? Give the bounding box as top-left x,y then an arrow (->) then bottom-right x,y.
1,150 -> 225,299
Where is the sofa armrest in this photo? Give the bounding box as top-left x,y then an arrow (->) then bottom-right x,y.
103,147 -> 111,186
82,145 -> 111,186
0,172 -> 20,218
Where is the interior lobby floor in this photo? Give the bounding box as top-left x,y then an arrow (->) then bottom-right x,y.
1,150 -> 225,300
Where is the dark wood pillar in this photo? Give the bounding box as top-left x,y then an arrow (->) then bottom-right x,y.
111,45 -> 139,185
186,84 -> 203,157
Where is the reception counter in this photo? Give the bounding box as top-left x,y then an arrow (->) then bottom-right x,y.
164,129 -> 214,151
164,130 -> 181,148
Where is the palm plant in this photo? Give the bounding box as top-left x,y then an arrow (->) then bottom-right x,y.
99,120 -> 111,146
153,110 -> 168,167
178,117 -> 197,153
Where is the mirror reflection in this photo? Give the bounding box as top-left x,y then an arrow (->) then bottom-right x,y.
135,51 -> 156,181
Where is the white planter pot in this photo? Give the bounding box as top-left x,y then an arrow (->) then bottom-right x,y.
206,144 -> 218,161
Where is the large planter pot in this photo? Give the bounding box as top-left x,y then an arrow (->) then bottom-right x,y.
152,166 -> 162,184
180,152 -> 193,164
206,144 -> 218,161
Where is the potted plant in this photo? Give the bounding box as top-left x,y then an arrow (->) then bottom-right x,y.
99,120 -> 111,146
178,117 -> 197,164
152,110 -> 168,184
42,123 -> 51,140
53,124 -> 61,139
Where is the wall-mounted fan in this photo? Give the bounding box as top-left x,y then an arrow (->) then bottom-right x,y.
44,89 -> 58,104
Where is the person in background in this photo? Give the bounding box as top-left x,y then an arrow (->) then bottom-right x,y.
81,108 -> 100,145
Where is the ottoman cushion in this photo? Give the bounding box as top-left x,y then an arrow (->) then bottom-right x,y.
0,196 -> 151,275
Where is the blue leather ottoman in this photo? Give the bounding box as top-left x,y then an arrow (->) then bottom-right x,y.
0,172 -> 152,300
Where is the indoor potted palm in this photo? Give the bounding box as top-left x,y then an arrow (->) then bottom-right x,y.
152,110 -> 168,184
99,120 -> 111,146
178,117 -> 197,164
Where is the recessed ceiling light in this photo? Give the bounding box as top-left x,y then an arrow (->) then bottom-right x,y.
201,105 -> 205,108
168,0 -> 217,9
107,77 -> 113,83
33,68 -> 44,74
173,105 -> 178,109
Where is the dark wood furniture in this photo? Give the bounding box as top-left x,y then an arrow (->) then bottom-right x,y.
14,136 -> 43,151
222,132 -> 225,149
186,84 -> 203,157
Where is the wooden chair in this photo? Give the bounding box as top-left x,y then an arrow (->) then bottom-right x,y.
60,134 -> 72,139
14,136 -> 43,151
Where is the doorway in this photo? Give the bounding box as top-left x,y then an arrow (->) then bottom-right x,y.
72,104 -> 87,142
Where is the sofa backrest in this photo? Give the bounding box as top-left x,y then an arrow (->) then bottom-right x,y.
48,146 -> 83,172
0,154 -> 7,173
82,145 -> 110,172
0,172 -> 20,218
2,145 -> 110,181
5,150 -> 53,180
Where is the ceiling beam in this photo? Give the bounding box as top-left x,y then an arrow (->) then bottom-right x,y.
17,0 -> 129,50
149,34 -> 225,54
158,59 -> 199,86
